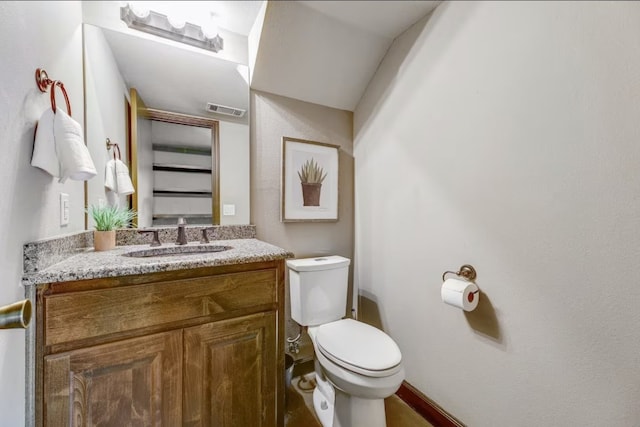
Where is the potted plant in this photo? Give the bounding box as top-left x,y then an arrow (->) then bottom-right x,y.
298,158 -> 326,206
88,205 -> 136,251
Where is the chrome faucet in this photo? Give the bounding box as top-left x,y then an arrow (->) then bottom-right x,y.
176,217 -> 188,245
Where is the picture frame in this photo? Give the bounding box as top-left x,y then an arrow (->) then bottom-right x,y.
281,137 -> 339,222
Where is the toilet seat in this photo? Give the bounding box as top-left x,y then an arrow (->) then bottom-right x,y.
316,319 -> 402,378
315,337 -> 406,400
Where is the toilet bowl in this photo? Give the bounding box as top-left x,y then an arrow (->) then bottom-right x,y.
309,319 -> 405,427
287,256 -> 404,427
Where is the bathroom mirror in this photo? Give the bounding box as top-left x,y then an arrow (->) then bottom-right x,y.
83,20 -> 250,228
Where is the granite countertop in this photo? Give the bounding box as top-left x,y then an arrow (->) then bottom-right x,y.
23,238 -> 294,287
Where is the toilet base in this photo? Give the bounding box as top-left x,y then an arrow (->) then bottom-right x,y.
333,387 -> 386,427
313,385 -> 334,427
313,372 -> 387,427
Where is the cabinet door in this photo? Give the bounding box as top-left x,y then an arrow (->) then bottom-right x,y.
43,331 -> 182,426
184,311 -> 276,427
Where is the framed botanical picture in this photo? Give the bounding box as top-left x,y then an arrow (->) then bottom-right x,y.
281,137 -> 339,222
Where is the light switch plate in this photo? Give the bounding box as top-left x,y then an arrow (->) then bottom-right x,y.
60,193 -> 69,226
223,204 -> 236,216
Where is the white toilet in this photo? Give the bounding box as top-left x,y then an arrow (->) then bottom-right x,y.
287,256 -> 405,427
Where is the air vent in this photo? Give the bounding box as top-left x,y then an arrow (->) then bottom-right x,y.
206,102 -> 246,118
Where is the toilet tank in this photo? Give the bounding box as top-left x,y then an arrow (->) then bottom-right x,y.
287,256 -> 351,326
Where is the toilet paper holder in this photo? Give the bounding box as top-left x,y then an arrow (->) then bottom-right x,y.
442,264 -> 477,282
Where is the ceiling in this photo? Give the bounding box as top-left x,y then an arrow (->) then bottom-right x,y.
101,26 -> 249,118
251,1 -> 441,111
299,1 -> 441,39
95,1 -> 440,116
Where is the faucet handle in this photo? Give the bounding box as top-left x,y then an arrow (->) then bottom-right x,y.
200,227 -> 215,244
138,229 -> 161,247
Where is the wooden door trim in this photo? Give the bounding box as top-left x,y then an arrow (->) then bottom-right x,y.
129,88 -> 144,227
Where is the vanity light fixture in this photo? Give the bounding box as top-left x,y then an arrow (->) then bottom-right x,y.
120,3 -> 223,53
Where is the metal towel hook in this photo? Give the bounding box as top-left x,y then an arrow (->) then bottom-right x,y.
35,68 -> 72,115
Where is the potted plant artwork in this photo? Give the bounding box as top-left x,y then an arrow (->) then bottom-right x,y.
298,158 -> 326,206
282,137 -> 339,221
88,205 -> 136,251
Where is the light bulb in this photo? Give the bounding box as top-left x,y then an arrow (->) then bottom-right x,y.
168,15 -> 186,31
129,2 -> 149,19
203,13 -> 220,39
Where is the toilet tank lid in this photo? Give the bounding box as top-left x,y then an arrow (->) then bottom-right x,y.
286,255 -> 350,272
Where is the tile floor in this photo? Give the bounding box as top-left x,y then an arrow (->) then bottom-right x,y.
285,373 -> 434,427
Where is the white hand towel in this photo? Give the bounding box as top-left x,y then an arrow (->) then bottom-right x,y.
114,159 -> 135,195
104,159 -> 117,192
53,109 -> 97,183
31,109 -> 60,177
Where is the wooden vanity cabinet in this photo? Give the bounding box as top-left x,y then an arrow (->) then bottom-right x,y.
43,330 -> 183,426
35,261 -> 285,427
183,312 -> 276,426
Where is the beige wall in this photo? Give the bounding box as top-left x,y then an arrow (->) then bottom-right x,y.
354,2 -> 640,425
0,2 -> 85,424
250,90 -> 354,357
219,120 -> 251,225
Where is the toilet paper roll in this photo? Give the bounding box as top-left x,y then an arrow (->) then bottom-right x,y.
441,278 -> 479,311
